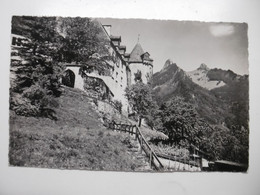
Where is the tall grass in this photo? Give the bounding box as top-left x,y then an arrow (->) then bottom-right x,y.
9,87 -> 144,171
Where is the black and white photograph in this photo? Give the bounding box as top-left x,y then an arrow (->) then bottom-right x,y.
9,16 -> 249,172
2,1 -> 260,194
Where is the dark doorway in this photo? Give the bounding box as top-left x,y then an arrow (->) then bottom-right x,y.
62,69 -> 75,88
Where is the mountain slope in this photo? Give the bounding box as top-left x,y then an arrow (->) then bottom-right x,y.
186,64 -> 226,90
188,64 -> 249,128
151,59 -> 249,165
211,73 -> 249,129
152,60 -> 231,125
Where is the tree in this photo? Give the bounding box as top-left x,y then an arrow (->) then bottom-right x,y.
10,16 -> 112,119
57,17 -> 112,76
10,16 -> 64,118
145,106 -> 163,130
199,124 -> 249,165
125,82 -> 157,127
160,96 -> 203,146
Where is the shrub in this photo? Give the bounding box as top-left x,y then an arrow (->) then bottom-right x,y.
10,94 -> 40,116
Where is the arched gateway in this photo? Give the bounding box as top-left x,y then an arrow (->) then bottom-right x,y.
62,64 -> 85,91
62,69 -> 75,88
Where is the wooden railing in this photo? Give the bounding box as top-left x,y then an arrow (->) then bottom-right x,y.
155,153 -> 201,168
105,119 -> 164,171
135,126 -> 164,171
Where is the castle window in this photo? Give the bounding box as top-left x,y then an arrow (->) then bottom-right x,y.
12,37 -> 17,45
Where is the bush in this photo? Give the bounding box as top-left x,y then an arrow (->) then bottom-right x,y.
10,94 -> 40,116
10,82 -> 60,119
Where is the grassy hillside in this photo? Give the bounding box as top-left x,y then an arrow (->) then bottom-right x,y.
9,87 -> 144,171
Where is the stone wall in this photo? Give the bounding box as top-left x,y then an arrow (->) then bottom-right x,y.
97,100 -> 123,120
83,76 -> 113,101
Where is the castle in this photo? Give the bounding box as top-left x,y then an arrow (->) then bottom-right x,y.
11,20 -> 153,116
62,22 -> 153,115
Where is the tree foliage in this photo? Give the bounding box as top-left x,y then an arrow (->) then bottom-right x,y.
57,17 -> 112,76
125,82 -> 158,126
155,96 -> 248,164
10,16 -> 111,119
199,125 -> 249,164
11,17 -> 65,118
158,96 -> 204,146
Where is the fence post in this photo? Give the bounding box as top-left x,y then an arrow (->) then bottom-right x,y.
129,126 -> 131,135
140,136 -> 143,154
150,151 -> 153,168
129,125 -> 131,134
135,126 -> 138,140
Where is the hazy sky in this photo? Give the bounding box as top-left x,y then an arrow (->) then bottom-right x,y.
99,18 -> 248,75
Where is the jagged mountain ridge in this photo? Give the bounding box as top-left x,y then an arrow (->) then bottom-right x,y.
189,63 -> 249,128
151,59 -> 249,128
186,63 -> 248,91
152,60 -> 231,125
186,64 -> 226,90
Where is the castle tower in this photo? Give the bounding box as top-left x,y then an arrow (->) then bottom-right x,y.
128,43 -> 153,84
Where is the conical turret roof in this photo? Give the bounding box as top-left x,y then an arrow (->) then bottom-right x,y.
129,43 -> 145,62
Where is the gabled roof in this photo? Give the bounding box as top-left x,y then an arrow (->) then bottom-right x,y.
129,43 -> 145,62
141,52 -> 153,61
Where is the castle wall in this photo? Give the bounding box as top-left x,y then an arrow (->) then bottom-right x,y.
86,70 -> 129,115
63,22 -> 154,116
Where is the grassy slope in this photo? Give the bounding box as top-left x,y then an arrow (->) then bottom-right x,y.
9,87 -> 143,171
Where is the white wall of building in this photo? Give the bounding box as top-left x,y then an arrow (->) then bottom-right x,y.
129,62 -> 153,84
65,66 -> 84,91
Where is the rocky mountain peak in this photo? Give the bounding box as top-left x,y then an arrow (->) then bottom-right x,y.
197,63 -> 210,71
163,59 -> 174,69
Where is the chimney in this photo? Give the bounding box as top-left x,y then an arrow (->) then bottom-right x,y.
103,25 -> 111,36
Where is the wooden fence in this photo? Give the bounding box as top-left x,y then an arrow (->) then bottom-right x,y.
106,119 -> 164,171
155,153 -> 201,168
